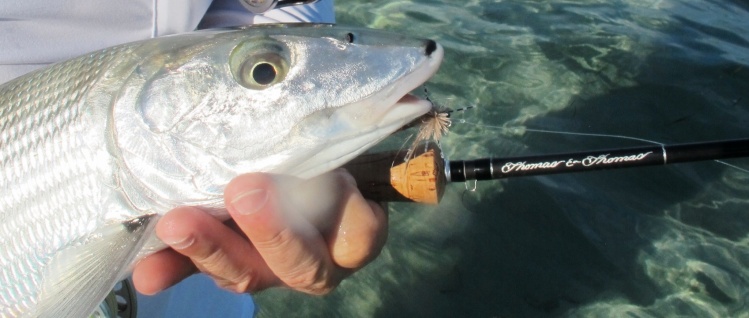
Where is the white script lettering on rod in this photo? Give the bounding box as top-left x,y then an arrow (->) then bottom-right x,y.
499,151 -> 653,174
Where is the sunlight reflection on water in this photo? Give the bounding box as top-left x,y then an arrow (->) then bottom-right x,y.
255,1 -> 749,316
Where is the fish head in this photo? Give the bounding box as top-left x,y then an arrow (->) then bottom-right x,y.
114,25 -> 443,208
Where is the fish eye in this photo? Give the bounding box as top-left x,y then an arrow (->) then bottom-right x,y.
236,53 -> 287,90
251,62 -> 276,85
230,40 -> 289,90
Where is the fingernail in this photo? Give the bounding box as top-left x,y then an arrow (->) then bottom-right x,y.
230,189 -> 268,215
162,234 -> 195,250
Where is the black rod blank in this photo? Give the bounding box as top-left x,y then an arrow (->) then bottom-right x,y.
447,138 -> 749,182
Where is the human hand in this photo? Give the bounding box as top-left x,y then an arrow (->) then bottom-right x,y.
132,169 -> 388,295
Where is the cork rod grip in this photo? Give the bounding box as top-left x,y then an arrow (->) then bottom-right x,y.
342,142 -> 447,204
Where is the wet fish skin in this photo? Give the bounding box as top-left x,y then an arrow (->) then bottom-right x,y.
0,24 -> 443,317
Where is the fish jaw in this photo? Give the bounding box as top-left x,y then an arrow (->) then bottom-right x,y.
287,42 -> 444,179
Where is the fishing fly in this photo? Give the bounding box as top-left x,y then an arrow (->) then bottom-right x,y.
402,88 -> 478,161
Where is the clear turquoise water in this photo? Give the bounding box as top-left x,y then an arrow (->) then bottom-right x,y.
256,1 -> 749,316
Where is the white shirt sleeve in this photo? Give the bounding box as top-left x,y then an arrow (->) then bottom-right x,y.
0,0 -> 335,84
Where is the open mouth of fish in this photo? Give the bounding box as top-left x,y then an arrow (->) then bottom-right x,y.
292,41 -> 445,178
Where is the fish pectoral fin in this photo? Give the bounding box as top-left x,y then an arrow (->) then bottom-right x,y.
34,214 -> 159,318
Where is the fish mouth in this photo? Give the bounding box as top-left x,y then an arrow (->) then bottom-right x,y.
291,42 -> 444,178
338,41 -> 444,131
347,45 -> 444,128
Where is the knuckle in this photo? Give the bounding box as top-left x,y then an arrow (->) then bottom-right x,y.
285,269 -> 319,289
281,262 -> 338,295
214,267 -> 259,294
252,227 -> 295,253
191,241 -> 225,264
190,247 -> 261,294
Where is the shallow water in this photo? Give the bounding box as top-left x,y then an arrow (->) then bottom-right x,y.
255,0 -> 749,317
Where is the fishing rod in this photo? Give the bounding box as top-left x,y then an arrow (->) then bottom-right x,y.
343,138 -> 749,204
